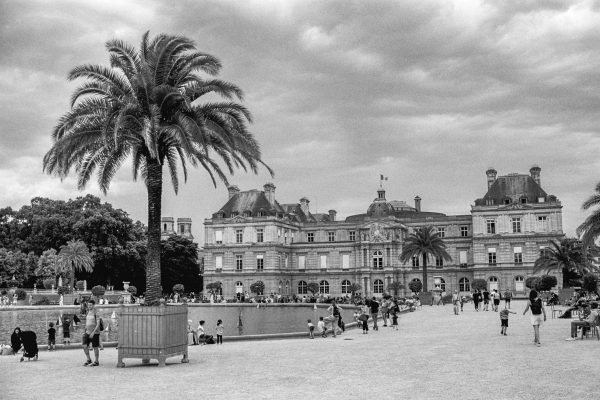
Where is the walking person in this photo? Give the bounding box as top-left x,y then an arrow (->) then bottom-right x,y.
482,288 -> 490,311
216,319 -> 224,344
472,290 -> 480,311
380,298 -> 389,327
499,307 -> 516,335
452,290 -> 460,315
82,299 -> 101,366
360,301 -> 370,334
503,289 -> 512,309
327,300 -> 342,337
492,289 -> 500,312
523,289 -> 546,346
390,300 -> 400,330
370,297 -> 380,331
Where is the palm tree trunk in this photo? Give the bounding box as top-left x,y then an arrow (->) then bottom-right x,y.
145,160 -> 163,304
422,254 -> 428,292
70,263 -> 75,292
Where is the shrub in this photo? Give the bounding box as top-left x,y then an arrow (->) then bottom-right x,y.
43,278 -> 55,289
91,285 -> 106,297
525,277 -> 540,290
15,288 -> 27,300
582,274 -> 599,293
34,296 -> 51,305
0,289 -> 7,296
537,275 -> 557,291
57,286 -> 69,295
127,286 -> 137,296
75,280 -> 85,291
408,280 -> 422,294
442,294 -> 454,303
471,279 -> 487,291
250,281 -> 265,295
172,284 -> 185,294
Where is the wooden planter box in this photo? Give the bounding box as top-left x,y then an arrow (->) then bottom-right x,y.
117,302 -> 188,367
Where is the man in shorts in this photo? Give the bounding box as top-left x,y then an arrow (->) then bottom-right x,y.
82,299 -> 101,366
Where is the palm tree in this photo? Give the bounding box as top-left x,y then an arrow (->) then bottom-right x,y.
578,182 -> 600,254
400,226 -> 452,292
56,240 -> 94,290
533,238 -> 599,281
44,32 -> 271,304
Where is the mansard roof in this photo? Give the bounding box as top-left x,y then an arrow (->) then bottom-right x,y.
345,210 -> 446,223
474,174 -> 549,206
212,190 -> 285,218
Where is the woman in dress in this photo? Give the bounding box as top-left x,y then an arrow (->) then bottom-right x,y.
523,289 -> 546,346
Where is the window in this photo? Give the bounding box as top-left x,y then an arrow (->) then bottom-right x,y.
511,218 -> 521,233
215,230 -> 223,244
459,250 -> 468,267
513,247 -> 523,264
215,255 -> 223,271
459,277 -> 470,292
349,231 -> 356,241
435,256 -> 444,268
298,255 -> 306,270
342,254 -> 350,270
319,280 -> 329,294
236,255 -> 243,271
231,211 -> 238,218
538,216 -> 548,231
236,229 -> 243,243
163,223 -> 167,231
297,280 -> 308,295
489,276 -> 498,283
460,226 -> 468,237
257,211 -> 266,217
412,255 -> 420,268
373,250 -> 383,269
320,255 -> 327,269
488,248 -> 497,265
520,197 -> 527,204
437,227 -> 445,238
256,254 -> 264,271
307,233 -> 314,243
328,232 -> 335,242
256,228 -> 263,243
341,280 -> 351,294
434,277 -> 445,291
486,219 -> 496,234
373,279 -> 384,294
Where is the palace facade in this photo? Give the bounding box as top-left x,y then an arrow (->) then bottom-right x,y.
201,166 -> 564,298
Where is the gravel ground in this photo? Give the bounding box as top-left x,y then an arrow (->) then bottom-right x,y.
1,300 -> 598,400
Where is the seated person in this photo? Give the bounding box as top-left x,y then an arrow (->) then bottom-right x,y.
197,320 -> 206,344
565,303 -> 599,340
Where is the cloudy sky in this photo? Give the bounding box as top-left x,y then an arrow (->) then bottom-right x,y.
1,0 -> 600,242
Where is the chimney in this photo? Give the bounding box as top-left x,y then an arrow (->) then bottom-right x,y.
227,185 -> 240,199
300,197 -> 310,215
414,196 -> 421,212
263,182 -> 276,205
486,168 -> 497,189
328,209 -> 337,222
530,165 -> 541,186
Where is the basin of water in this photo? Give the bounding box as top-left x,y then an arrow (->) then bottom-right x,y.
0,304 -> 359,344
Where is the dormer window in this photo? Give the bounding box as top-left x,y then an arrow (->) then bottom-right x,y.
257,211 -> 266,217
503,198 -> 511,205
520,197 -> 527,204
243,211 -> 251,217
216,211 -> 224,219
231,211 -> 238,217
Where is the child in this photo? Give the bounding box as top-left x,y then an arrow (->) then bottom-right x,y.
307,319 -> 315,339
317,316 -> 327,338
390,300 -> 400,331
500,306 -> 516,335
47,322 -> 56,351
216,319 -> 224,344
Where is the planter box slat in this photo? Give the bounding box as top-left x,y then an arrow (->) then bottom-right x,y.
117,303 -> 188,367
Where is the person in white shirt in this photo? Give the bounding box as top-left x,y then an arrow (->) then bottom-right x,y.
197,320 -> 206,344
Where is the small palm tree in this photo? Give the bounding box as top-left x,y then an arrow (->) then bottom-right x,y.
533,238 -> 599,278
43,32 -> 271,304
56,240 -> 94,290
400,226 -> 452,292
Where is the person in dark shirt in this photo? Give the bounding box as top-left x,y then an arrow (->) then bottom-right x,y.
47,322 -> 56,351
482,289 -> 490,311
370,297 -> 380,331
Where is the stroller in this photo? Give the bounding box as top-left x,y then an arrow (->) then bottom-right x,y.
19,331 -> 38,362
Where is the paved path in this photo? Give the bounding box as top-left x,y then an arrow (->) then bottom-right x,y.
1,300 -> 598,399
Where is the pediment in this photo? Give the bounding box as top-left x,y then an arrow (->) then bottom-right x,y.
499,203 -> 534,210
228,215 -> 248,223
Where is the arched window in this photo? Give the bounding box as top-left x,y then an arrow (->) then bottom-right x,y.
319,280 -> 329,294
373,251 -> 383,269
515,276 -> 524,282
459,277 -> 470,292
235,281 -> 243,294
412,278 -> 421,283
489,276 -> 498,282
297,280 -> 308,295
435,278 -> 446,291
373,279 -> 384,294
341,280 -> 351,294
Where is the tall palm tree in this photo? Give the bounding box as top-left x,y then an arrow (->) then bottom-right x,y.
400,226 -> 452,292
533,238 -> 599,278
44,32 -> 271,304
56,240 -> 94,290
578,182 -> 600,255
